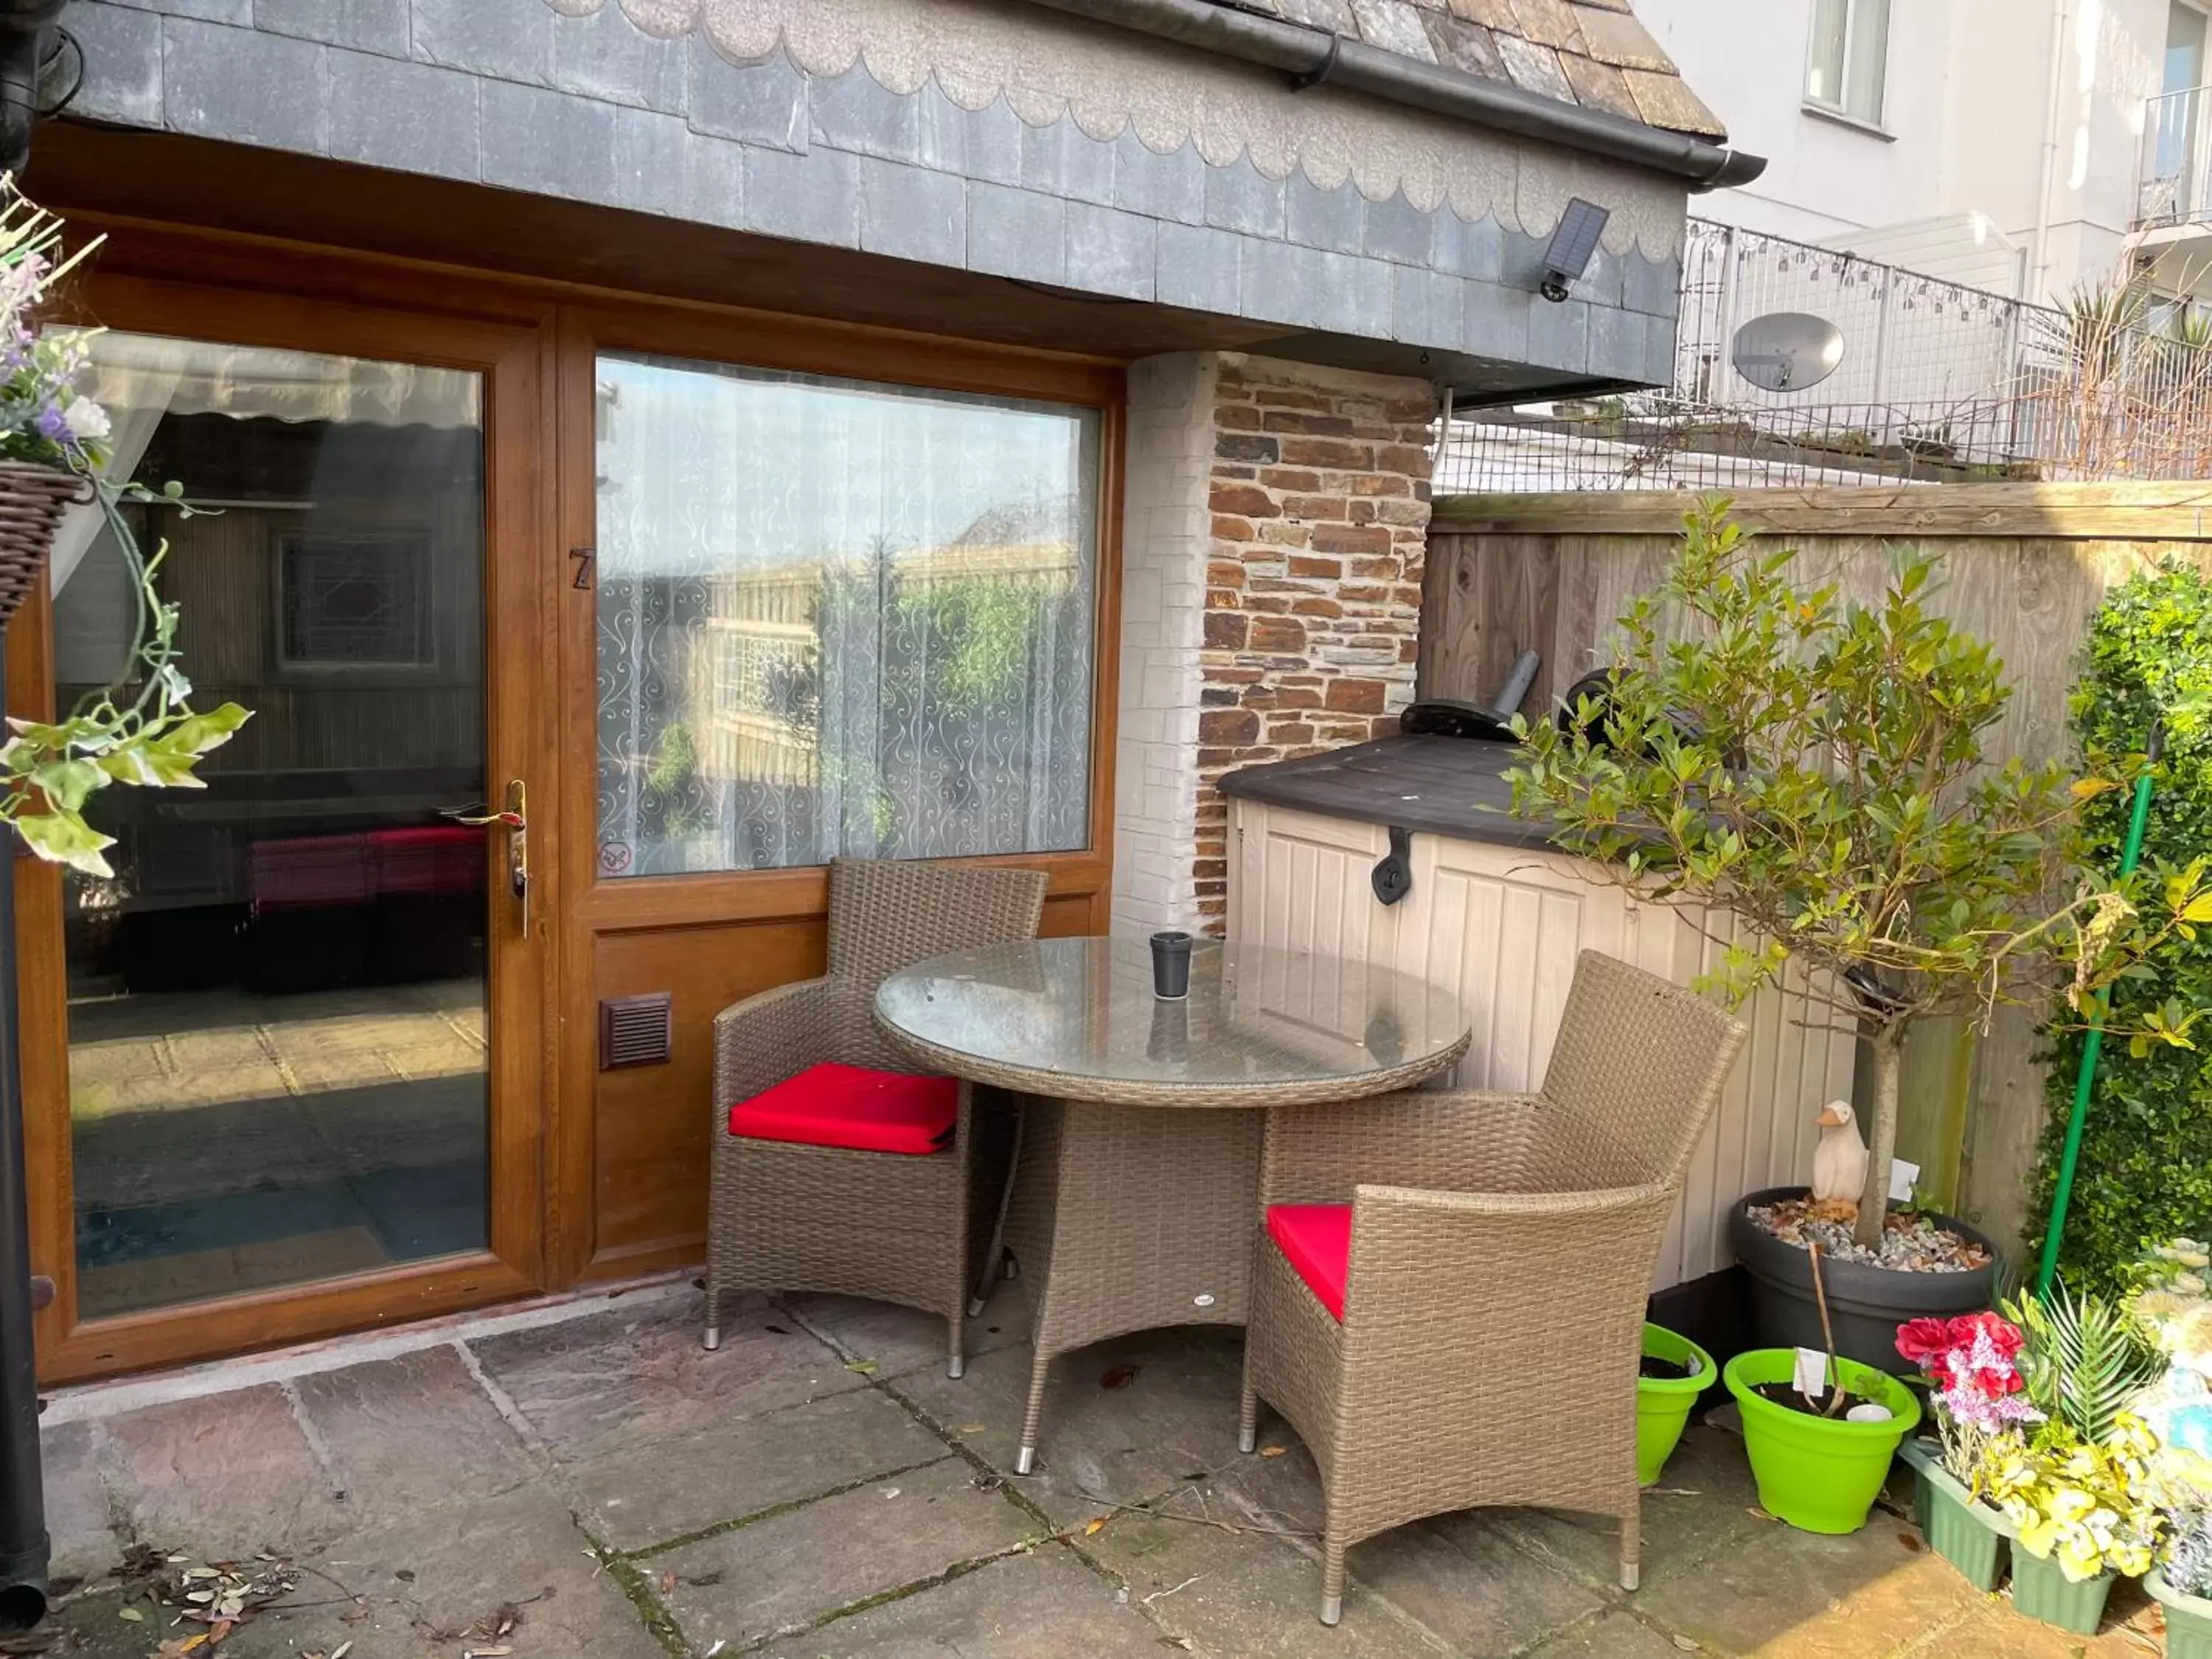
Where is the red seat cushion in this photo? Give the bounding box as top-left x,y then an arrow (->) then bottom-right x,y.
728,1062 -> 958,1156
1266,1203 -> 1352,1322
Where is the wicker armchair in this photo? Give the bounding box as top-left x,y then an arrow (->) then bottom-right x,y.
703,857 -> 1047,1377
1237,949 -> 1747,1624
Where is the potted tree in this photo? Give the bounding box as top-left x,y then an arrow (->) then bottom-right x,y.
1506,500 -> 2205,1368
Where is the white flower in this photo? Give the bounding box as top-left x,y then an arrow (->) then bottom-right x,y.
2180,1273 -> 2209,1296
60,397 -> 108,442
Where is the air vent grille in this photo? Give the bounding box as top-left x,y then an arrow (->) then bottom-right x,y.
599,993 -> 672,1070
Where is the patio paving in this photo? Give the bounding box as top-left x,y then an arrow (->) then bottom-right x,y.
28,1278 -> 2172,1658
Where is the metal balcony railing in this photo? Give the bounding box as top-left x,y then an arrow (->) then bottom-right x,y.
2139,83 -> 2212,229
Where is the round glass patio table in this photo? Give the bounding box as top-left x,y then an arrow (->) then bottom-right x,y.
876,936 -> 1470,1472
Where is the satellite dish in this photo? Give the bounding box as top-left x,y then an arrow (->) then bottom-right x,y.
1731,311 -> 1846,392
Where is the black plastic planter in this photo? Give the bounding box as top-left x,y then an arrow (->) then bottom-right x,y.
1729,1187 -> 2000,1374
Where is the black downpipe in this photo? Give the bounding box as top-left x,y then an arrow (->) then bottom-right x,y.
0,1 -> 63,1632
1020,0 -> 1767,190
0,633 -> 43,1633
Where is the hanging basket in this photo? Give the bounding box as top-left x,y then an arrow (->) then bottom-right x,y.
0,461 -> 88,627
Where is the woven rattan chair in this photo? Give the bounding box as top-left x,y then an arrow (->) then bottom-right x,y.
1238,949 -> 1747,1624
703,857 -> 1047,1377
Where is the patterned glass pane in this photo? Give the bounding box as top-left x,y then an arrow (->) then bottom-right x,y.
593,354 -> 1099,878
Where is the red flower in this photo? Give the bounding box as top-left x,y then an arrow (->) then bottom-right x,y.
1896,1318 -> 1952,1364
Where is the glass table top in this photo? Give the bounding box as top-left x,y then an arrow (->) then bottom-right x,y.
875,937 -> 1470,1106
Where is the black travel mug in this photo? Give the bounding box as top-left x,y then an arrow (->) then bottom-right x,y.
1150,931 -> 1192,1001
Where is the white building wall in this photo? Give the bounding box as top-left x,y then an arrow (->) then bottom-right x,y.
1641,0 -> 2184,307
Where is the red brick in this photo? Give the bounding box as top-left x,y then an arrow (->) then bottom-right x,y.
1204,588 -> 1239,610
1203,613 -> 1248,650
1249,615 -> 1307,652
1198,708 -> 1260,744
1376,443 -> 1430,474
1211,514 -> 1256,542
1206,560 -> 1247,588
1350,474 -> 1411,498
1193,859 -> 1227,882
1267,723 -> 1315,745
1292,597 -> 1345,618
1216,403 -> 1262,431
1325,679 -> 1389,714
1262,409 -> 1357,437
1272,686 -> 1324,709
1216,433 -> 1280,464
1319,723 -> 1371,742
1350,557 -> 1402,578
1210,481 -> 1277,517
1287,555 -> 1342,578
1258,467 -> 1323,493
1313,524 -> 1393,555
1279,438 -> 1374,467
1336,583 -> 1390,603
1253,387 -> 1330,410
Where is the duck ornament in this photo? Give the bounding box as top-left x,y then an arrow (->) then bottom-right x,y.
1808,1100 -> 1868,1225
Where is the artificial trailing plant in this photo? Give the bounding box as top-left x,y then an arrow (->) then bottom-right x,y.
1505,498 -> 2210,1248
0,184 -> 248,874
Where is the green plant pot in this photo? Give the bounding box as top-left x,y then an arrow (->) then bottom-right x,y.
2009,1548 -> 2113,1636
1894,1437 -> 2011,1590
1636,1323 -> 1714,1486
1722,1349 -> 1921,1534
2149,1569 -> 2212,1659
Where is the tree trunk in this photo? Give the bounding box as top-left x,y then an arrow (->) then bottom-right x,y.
1856,1024 -> 1905,1250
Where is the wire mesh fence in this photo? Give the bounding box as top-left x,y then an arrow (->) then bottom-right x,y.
1437,218 -> 2212,493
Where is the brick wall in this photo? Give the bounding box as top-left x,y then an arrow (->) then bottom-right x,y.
1192,355 -> 1436,930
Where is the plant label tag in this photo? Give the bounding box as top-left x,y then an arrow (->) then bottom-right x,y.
1793,1346 -> 1827,1399
1890,1158 -> 1921,1203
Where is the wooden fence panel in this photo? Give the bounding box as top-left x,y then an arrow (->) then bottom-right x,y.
1420,487 -> 2212,1262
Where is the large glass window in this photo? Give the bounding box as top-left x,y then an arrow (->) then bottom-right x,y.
592,354 -> 1100,877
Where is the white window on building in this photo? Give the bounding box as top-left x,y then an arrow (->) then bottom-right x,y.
1806,0 -> 1891,126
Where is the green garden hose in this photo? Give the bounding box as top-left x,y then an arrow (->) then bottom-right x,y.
2035,720 -> 2163,1297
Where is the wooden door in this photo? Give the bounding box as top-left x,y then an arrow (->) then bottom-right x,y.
13,278 -> 557,1382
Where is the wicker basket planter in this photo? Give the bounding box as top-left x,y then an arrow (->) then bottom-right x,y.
2009,1548 -> 2115,1636
2149,1568 -> 2212,1658
1896,1436 -> 2011,1590
0,461 -> 86,626
1636,1322 -> 1714,1486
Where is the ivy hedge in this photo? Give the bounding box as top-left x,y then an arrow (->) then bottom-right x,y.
2027,562 -> 2212,1294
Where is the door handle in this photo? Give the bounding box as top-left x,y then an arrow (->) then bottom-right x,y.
440,779 -> 529,938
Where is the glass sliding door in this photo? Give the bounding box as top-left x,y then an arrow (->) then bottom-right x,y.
52,333 -> 493,1319
591,355 -> 1100,879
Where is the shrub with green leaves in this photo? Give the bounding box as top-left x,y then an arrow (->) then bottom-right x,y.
2028,563 -> 2212,1294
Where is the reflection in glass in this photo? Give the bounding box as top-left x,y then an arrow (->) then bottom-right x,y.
593,354 -> 1099,877
55,333 -> 489,1319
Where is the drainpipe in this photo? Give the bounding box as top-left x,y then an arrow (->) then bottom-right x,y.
2030,0 -> 2076,302
1018,0 -> 1767,191
0,4 -> 60,1629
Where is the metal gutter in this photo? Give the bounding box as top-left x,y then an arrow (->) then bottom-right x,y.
1020,0 -> 1765,190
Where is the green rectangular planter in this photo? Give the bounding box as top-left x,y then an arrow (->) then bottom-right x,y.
2008,1548 -> 2114,1636
2149,1570 -> 2212,1659
1895,1438 -> 2010,1592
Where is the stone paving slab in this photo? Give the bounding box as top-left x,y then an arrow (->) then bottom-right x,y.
649,1454 -> 1038,1652
31,1285 -> 2187,1659
291,1343 -> 540,1524
747,1543 -> 1168,1658
897,1324 -> 1248,1529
